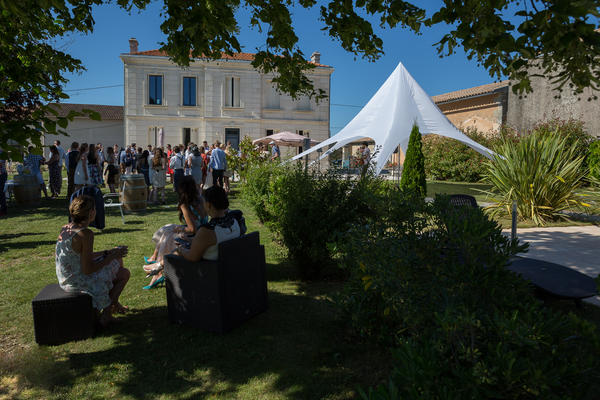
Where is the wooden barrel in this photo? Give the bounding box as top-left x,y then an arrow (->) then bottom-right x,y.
13,174 -> 41,206
120,174 -> 147,211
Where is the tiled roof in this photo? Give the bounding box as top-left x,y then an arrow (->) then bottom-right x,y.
48,103 -> 123,120
129,49 -> 331,68
432,80 -> 509,103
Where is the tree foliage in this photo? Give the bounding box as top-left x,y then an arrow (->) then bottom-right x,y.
2,0 -> 599,159
400,124 -> 426,197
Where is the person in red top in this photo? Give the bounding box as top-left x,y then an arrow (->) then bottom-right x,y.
166,144 -> 173,183
199,145 -> 208,186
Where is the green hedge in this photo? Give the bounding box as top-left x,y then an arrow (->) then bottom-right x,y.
335,193 -> 600,399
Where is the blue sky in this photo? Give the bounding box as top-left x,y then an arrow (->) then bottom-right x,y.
60,1 -> 502,134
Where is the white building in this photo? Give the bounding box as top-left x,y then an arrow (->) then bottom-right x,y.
120,38 -> 334,150
43,103 -> 124,154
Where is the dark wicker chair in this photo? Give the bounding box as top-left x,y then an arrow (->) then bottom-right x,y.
163,231 -> 268,333
32,284 -> 96,345
449,194 -> 478,208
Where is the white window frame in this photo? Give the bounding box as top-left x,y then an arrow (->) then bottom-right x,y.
224,76 -> 241,108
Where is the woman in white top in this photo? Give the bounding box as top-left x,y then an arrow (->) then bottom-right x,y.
74,143 -> 90,190
174,186 -> 241,262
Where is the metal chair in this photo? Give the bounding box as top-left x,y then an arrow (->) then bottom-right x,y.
103,192 -> 125,224
449,194 -> 478,208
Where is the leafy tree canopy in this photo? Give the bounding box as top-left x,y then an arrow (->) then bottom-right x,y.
2,0 -> 599,160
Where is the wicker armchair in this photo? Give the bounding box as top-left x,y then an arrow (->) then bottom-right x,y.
163,231 -> 268,333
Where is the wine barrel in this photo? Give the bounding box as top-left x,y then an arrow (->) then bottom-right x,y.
120,174 -> 147,211
13,174 -> 41,206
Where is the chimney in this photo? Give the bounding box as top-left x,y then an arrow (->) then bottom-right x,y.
129,38 -> 139,54
311,51 -> 321,65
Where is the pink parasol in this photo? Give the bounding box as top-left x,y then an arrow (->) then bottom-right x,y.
253,131 -> 319,147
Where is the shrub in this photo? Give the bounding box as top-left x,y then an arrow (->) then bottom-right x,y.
588,140 -> 600,181
422,127 -> 519,182
400,124 -> 426,197
227,135 -> 270,183
336,194 -> 600,399
240,161 -> 283,223
533,118 -> 593,171
266,166 -> 387,279
482,128 -> 590,225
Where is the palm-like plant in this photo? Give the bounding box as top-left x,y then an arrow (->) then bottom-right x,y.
482,130 -> 591,226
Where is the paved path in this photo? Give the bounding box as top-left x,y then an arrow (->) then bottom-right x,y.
503,226 -> 600,306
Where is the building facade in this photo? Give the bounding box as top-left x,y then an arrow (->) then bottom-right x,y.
120,39 -> 333,149
43,103 -> 124,155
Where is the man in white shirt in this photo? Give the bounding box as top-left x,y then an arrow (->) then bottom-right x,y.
54,140 -> 67,169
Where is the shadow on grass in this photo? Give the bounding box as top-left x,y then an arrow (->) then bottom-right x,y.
0,240 -> 57,253
0,232 -> 44,240
19,292 -> 389,399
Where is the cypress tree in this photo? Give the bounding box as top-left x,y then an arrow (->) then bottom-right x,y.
400,123 -> 427,197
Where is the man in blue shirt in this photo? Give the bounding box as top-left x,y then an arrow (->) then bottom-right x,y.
208,141 -> 227,188
270,140 -> 280,161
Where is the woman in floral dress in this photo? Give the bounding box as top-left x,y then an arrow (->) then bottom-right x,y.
56,195 -> 130,326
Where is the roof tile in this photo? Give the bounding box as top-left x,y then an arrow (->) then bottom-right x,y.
48,103 -> 123,120
129,49 -> 331,67
432,80 -> 509,103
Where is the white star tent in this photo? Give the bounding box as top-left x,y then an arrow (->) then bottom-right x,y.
292,61 -> 495,174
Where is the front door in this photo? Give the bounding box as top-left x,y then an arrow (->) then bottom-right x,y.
225,128 -> 240,150
183,128 -> 191,148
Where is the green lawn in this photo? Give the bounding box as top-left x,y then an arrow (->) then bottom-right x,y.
0,180 -> 390,400
426,180 -> 492,204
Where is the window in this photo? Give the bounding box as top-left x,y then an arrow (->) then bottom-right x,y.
183,77 -> 196,106
224,76 -> 240,107
297,95 -> 311,111
266,129 -> 274,136
266,82 -> 280,109
148,75 -> 163,105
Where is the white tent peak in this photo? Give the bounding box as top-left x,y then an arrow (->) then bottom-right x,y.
292,61 -> 494,174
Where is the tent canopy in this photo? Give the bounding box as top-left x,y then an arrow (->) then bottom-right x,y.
253,131 -> 319,147
292,62 -> 494,174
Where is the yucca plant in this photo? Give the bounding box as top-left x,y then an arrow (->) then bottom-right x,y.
482,129 -> 591,226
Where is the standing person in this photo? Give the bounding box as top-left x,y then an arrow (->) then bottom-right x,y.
56,195 -> 130,327
166,144 -> 173,183
87,144 -> 102,187
104,146 -> 119,193
188,145 -> 204,193
361,142 -> 371,165
270,140 -> 280,161
47,145 -> 62,198
202,141 -> 209,153
0,153 -> 7,217
199,145 -> 208,186
67,142 -> 79,198
222,143 -> 232,193
208,141 -> 227,188
74,143 -> 89,191
97,143 -> 106,187
138,150 -> 150,188
147,144 -> 153,154
169,146 -> 185,193
54,140 -> 67,170
24,146 -> 49,198
150,148 -> 167,204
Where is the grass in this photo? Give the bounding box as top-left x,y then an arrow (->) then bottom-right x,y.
1,173 -> 599,399
0,178 -> 390,400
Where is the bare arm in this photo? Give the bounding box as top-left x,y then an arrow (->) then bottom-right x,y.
180,204 -> 197,235
73,229 -> 126,275
180,228 -> 216,262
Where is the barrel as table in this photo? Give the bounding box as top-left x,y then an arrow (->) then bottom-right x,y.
13,174 -> 41,206
120,174 -> 147,211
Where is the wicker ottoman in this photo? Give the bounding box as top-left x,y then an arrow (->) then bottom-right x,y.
32,284 -> 96,345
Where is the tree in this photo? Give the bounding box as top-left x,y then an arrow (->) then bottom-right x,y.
400,124 -> 426,197
2,0 -> 599,159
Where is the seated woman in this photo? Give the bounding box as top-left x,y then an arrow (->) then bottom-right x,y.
173,186 -> 242,262
56,195 -> 130,327
143,175 -> 208,289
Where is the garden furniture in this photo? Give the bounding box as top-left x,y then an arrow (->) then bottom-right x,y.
163,231 -> 268,333
32,284 -> 96,345
507,256 -> 598,306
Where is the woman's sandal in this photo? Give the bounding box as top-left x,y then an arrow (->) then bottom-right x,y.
145,264 -> 163,278
142,275 -> 165,290
144,256 -> 156,264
